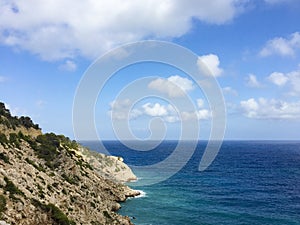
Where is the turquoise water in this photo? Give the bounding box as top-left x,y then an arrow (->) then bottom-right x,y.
81,141 -> 300,225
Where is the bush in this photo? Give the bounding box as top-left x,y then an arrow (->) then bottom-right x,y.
0,102 -> 40,129
3,177 -> 24,199
0,152 -> 10,164
9,133 -> 20,148
19,116 -> 39,129
0,194 -> 7,219
33,133 -> 79,169
25,158 -> 46,172
0,134 -> 8,145
0,195 -> 6,211
31,199 -> 75,225
61,173 -> 80,185
103,210 -> 112,219
0,103 -> 10,117
33,133 -> 60,168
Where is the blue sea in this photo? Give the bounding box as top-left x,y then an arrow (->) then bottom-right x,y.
81,141 -> 300,225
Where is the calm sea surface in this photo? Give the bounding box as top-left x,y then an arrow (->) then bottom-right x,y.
81,141 -> 300,225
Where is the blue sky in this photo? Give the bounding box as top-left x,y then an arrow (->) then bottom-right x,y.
1,0 -> 300,140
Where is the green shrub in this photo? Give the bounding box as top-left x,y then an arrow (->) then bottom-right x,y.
19,116 -> 39,129
0,134 -> 8,145
31,199 -> 75,225
61,173 -> 80,185
103,210 -> 112,219
25,158 -> 46,172
0,195 -> 6,219
0,103 -> 40,129
91,222 -> 102,225
0,152 -> 10,164
9,133 -> 20,148
0,195 -> 6,212
3,177 -> 24,199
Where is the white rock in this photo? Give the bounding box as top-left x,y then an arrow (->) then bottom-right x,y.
0,221 -> 11,225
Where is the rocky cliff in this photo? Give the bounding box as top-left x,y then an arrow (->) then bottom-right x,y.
0,103 -> 139,225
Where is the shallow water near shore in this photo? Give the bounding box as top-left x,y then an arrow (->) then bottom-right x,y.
81,140 -> 300,225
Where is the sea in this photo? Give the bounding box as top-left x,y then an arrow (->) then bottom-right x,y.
81,140 -> 300,225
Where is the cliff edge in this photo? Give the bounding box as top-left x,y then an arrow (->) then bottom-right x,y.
0,102 -> 139,225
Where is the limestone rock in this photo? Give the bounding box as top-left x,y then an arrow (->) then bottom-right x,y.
0,103 -> 139,225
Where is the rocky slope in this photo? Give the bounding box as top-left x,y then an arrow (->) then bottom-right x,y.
0,103 -> 139,225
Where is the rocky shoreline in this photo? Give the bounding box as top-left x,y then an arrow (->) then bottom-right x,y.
0,102 -> 139,225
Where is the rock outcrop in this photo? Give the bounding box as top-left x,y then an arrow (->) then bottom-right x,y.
76,147 -> 137,183
0,102 -> 139,225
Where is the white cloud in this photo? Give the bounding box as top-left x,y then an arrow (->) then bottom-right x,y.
267,72 -> 288,86
109,99 -> 211,122
246,74 -> 262,88
197,98 -> 205,108
240,98 -> 300,120
181,109 -> 211,121
129,108 -> 143,119
197,109 -> 211,120
267,69 -> 300,95
110,99 -> 131,109
142,103 -> 168,117
148,75 -> 194,97
142,102 -> 212,121
181,111 -> 197,121
198,54 -> 223,77
287,70 -> 300,96
240,98 -> 259,117
0,0 -> 246,61
59,60 -> 77,72
260,32 -> 300,57
143,103 -> 182,122
109,99 -> 142,120
223,86 -> 238,96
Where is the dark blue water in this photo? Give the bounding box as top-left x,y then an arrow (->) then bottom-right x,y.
81,141 -> 300,225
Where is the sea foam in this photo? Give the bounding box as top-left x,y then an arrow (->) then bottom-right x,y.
133,190 -> 147,198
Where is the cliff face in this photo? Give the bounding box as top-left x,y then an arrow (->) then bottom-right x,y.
76,147 -> 137,183
0,103 -> 139,225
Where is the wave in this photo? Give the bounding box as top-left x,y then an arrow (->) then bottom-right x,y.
132,190 -> 147,198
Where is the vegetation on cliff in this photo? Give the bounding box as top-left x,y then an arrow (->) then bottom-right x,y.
0,102 -> 138,225
0,103 -> 39,130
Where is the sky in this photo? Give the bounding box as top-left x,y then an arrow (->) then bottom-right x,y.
1,0 -> 300,140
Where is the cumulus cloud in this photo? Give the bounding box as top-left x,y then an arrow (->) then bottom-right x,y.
181,109 -> 211,121
260,32 -> 300,57
0,0 -> 246,61
287,70 -> 300,96
109,99 -> 211,122
59,60 -> 77,72
240,98 -> 300,120
267,69 -> 300,95
148,75 -> 194,97
109,99 -> 142,120
246,74 -> 262,88
223,86 -> 238,96
178,98 -> 211,121
142,103 -> 168,117
197,54 -> 223,77
197,109 -> 211,120
267,72 -> 288,86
